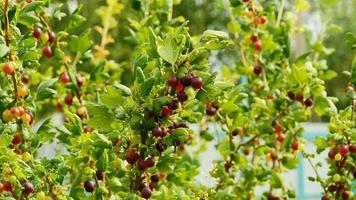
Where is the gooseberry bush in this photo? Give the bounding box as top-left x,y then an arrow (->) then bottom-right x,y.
0,0 -> 354,200
308,33 -> 356,200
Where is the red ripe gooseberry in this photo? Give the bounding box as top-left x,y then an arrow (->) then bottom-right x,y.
339,144 -> 348,157
253,41 -> 262,51
291,141 -> 298,151
161,106 -> 171,117
33,27 -> 42,39
167,76 -> 177,87
126,150 -> 140,164
2,63 -> 14,75
42,46 -> 53,58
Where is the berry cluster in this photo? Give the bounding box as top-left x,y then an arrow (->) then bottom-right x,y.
167,72 -> 203,103
287,91 -> 313,107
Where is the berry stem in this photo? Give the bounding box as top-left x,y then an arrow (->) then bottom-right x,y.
39,15 -> 52,32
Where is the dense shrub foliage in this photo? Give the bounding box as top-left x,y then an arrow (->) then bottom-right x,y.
0,0 -> 354,199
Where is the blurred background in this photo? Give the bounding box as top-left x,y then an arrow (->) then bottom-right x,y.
45,1 -> 355,199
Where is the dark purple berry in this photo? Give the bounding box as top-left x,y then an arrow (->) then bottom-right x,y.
151,174 -> 160,183
23,182 -> 34,195
180,73 -> 193,86
152,126 -> 163,137
138,160 -> 147,171
295,94 -> 304,102
287,91 -> 295,100
145,157 -> 155,168
126,150 -> 140,164
156,141 -> 167,153
84,180 -> 95,193
141,187 -> 152,199
177,91 -> 188,102
191,77 -> 203,89
253,65 -> 263,75
96,170 -> 104,180
169,99 -> 179,110
304,98 -> 313,107
349,145 -> 356,153
206,106 -> 217,116
224,161 -> 232,172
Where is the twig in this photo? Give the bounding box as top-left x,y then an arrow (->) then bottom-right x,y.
276,0 -> 286,27
236,135 -> 258,152
306,157 -> 327,193
3,0 -> 18,102
4,0 -> 11,46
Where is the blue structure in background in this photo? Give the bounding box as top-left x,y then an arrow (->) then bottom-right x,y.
297,130 -> 328,200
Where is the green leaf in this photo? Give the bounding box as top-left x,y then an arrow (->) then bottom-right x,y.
314,137 -> 328,153
21,51 -> 41,62
67,5 -> 86,31
0,44 -> 9,58
141,78 -> 155,96
290,64 -> 308,84
345,32 -> 356,49
92,132 -> 112,149
200,130 -> 214,141
314,96 -> 337,116
282,156 -> 299,169
215,81 -> 234,91
96,150 -> 109,171
108,177 -> 122,192
221,101 -> 239,114
229,0 -> 242,7
90,62 -> 106,82
18,13 -> 40,27
167,128 -> 189,145
135,67 -> 145,83
200,30 -> 232,50
113,83 -> 132,97
70,30 -> 92,54
270,172 -> 283,188
19,38 -> 37,49
148,27 -> 157,51
101,86 -> 123,108
22,1 -> 43,12
156,36 -> 179,65
87,103 -> 115,132
36,79 -> 57,100
64,111 -> 83,135
319,70 -> 337,80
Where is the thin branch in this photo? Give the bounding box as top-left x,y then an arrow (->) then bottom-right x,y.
306,157 -> 327,193
236,135 -> 258,152
276,0 -> 286,27
3,0 -> 18,102
4,0 -> 10,46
